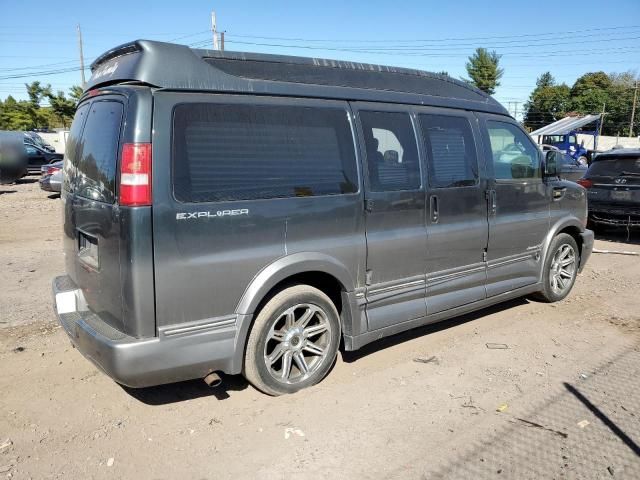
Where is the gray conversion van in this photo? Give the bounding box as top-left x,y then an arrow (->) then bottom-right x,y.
53,40 -> 593,396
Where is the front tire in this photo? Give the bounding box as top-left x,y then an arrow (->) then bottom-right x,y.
243,285 -> 341,396
534,233 -> 579,303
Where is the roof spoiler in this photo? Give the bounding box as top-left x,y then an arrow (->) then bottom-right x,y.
90,41 -> 143,71
85,40 -> 204,91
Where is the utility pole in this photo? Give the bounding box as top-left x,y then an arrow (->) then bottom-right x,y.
77,24 -> 86,87
211,11 -> 219,50
513,101 -> 519,122
220,31 -> 225,52
595,103 -> 606,151
630,80 -> 638,137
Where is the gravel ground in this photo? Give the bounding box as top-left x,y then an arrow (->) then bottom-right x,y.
1,180 -> 639,479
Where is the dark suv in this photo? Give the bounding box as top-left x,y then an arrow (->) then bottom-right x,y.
24,143 -> 62,174
52,40 -> 594,396
578,148 -> 640,230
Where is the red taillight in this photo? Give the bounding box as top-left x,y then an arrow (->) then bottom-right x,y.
46,166 -> 60,176
120,143 -> 152,206
576,178 -> 593,189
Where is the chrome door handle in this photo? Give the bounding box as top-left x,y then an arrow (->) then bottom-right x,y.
430,195 -> 439,223
553,187 -> 566,201
365,198 -> 374,212
486,189 -> 497,215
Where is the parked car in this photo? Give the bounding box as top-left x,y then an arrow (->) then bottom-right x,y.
39,160 -> 63,193
24,143 -> 62,174
52,40 -> 593,396
24,131 -> 55,153
577,148 -> 640,230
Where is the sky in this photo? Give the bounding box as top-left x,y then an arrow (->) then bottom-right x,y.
1,0 -> 639,120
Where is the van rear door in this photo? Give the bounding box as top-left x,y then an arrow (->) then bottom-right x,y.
63,98 -> 127,333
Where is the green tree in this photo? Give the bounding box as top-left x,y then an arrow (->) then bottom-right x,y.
536,72 -> 555,89
605,72 -> 637,136
68,85 -> 84,104
0,84 -> 82,130
523,71 -> 639,136
46,87 -> 80,128
523,72 -> 571,130
0,96 -> 32,130
569,72 -> 611,115
464,48 -> 504,95
24,81 -> 51,128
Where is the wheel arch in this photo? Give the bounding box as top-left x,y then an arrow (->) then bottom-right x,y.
540,216 -> 584,278
229,253 -> 359,373
235,252 -> 355,315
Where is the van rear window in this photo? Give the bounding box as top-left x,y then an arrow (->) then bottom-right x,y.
172,104 -> 358,202
62,103 -> 89,193
76,101 -> 123,204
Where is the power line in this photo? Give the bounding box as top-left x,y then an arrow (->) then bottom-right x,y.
0,66 -> 86,81
219,34 -> 640,51
166,29 -> 210,42
0,59 -> 85,73
208,39 -> 640,58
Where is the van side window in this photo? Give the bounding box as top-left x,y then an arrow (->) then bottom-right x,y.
172,104 -> 358,202
359,111 -> 420,192
76,101 -> 123,204
486,121 -> 541,180
419,115 -> 478,188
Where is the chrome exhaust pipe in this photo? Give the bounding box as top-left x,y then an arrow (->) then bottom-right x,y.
203,372 -> 222,387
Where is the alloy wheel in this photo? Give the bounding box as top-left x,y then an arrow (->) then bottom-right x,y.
549,244 -> 577,296
263,303 -> 332,385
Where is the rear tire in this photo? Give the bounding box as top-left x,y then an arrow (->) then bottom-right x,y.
533,233 -> 579,303
243,285 -> 341,396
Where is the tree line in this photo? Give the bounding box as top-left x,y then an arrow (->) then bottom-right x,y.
0,82 -> 82,131
461,48 -> 638,136
522,71 -> 638,136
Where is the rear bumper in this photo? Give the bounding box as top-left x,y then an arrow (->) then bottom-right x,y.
52,275 -> 241,388
39,176 -> 61,192
578,229 -> 594,273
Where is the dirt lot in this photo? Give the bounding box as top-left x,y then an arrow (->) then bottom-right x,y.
1,180 -> 639,479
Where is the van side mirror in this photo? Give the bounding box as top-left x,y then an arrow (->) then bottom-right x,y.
544,150 -> 560,178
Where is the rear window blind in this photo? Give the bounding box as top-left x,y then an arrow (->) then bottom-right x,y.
172,104 -> 358,202
419,114 -> 478,188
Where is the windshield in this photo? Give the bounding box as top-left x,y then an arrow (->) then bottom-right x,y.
25,133 -> 46,148
589,156 -> 640,176
543,135 -> 565,144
